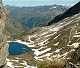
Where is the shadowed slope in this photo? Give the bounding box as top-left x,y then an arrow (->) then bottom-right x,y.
48,1 -> 80,25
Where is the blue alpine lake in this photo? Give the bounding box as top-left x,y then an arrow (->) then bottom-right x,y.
9,42 -> 32,55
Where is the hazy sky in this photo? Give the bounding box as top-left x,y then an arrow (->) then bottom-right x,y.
3,0 -> 80,7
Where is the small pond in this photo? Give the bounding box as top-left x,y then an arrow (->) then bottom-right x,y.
9,42 -> 32,55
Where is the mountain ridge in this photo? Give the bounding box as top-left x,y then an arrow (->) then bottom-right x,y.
6,4 -> 68,37
48,1 -> 80,25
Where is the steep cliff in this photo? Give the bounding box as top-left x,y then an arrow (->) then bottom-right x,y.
0,0 -> 9,67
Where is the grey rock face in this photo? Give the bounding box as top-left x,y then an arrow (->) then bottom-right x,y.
0,0 -> 9,67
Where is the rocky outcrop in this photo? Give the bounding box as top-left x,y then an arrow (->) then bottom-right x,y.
0,0 -> 9,67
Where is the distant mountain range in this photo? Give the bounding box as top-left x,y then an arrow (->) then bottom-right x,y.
6,5 -> 68,37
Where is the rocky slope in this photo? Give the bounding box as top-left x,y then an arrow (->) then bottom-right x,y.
0,0 -> 9,67
5,12 -> 80,68
6,1 -> 80,68
9,12 -> 80,68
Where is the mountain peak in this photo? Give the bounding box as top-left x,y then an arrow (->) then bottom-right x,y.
48,1 -> 80,25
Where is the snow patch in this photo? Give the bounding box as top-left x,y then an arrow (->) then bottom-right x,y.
38,39 -> 49,46
54,42 -> 59,46
34,53 -> 52,60
50,6 -> 57,9
73,35 -> 80,37
40,32 -> 48,36
50,27 -> 60,31
38,46 -> 47,51
75,32 -> 80,34
53,54 -> 61,58
45,33 -> 56,37
67,43 -> 80,48
28,36 -> 34,43
53,49 -> 75,58
10,59 -> 19,62
8,40 -> 35,47
6,59 -> 14,68
54,49 -> 62,53
33,48 -> 51,56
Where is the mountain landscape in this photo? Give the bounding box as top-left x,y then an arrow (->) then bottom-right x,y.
1,0 -> 80,68
6,1 -> 80,68
5,5 -> 68,37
